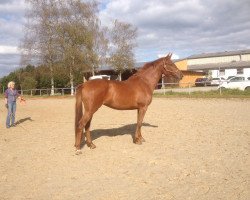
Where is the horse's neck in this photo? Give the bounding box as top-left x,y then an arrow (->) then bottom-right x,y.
136,67 -> 162,92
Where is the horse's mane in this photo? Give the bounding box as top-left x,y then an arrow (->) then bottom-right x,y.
131,57 -> 164,78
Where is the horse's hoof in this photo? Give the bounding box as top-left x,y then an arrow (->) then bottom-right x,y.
87,143 -> 96,149
75,150 -> 82,155
135,140 -> 142,145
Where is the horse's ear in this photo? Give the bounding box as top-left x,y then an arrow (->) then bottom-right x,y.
166,53 -> 172,60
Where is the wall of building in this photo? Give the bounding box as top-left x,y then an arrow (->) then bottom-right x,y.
179,71 -> 205,87
211,68 -> 250,78
224,69 -> 237,78
175,59 -> 188,70
244,68 -> 250,77
242,54 -> 250,61
173,59 -> 205,87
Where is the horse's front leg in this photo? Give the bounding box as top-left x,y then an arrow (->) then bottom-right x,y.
134,106 -> 148,144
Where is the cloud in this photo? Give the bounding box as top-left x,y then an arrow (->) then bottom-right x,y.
1,0 -> 250,78
100,0 -> 250,60
0,53 -> 20,77
0,45 -> 19,54
0,0 -> 26,77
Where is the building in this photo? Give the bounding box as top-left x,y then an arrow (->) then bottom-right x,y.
174,59 -> 204,87
91,49 -> 250,88
187,49 -> 250,79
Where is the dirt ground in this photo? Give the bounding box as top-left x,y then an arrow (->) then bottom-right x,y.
0,97 -> 249,200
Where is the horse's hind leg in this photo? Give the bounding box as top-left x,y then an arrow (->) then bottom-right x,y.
75,111 -> 92,150
84,117 -> 96,149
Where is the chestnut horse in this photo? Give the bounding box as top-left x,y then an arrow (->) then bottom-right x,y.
75,53 -> 183,153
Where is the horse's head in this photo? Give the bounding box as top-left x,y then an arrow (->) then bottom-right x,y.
160,53 -> 183,80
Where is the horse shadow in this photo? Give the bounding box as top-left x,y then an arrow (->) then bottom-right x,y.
15,117 -> 33,125
81,123 -> 158,147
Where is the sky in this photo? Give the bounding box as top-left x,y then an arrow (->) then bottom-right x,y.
0,0 -> 250,78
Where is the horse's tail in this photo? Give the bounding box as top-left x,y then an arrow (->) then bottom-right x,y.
75,84 -> 83,138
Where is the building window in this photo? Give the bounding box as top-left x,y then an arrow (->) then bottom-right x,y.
237,68 -> 243,74
219,69 -> 225,76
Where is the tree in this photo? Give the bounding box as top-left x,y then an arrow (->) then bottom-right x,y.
108,20 -> 137,81
0,72 -> 19,91
57,0 -> 102,94
21,76 -> 37,90
88,23 -> 109,76
20,0 -> 61,95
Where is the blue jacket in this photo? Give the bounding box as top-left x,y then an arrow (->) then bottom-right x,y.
4,88 -> 20,103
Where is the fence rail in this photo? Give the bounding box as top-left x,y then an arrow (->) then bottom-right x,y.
155,82 -> 222,95
17,87 -> 76,96
0,81 -> 225,96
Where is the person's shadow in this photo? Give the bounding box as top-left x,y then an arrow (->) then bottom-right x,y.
15,117 -> 33,125
81,122 -> 158,147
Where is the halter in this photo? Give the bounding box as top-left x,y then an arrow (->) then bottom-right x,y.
163,59 -> 180,76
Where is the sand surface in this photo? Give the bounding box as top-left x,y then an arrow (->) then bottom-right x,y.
0,97 -> 249,200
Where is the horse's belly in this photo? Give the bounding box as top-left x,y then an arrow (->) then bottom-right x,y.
104,96 -> 138,110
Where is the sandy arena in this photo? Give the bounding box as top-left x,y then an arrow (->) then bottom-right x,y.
0,97 -> 249,200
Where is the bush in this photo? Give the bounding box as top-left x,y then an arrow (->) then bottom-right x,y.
21,77 -> 37,90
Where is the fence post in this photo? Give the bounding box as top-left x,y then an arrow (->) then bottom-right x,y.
188,82 -> 191,96
31,90 -> 33,96
40,89 -> 42,96
62,88 -> 64,95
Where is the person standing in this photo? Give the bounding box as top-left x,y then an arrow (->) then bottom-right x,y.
4,81 -> 25,128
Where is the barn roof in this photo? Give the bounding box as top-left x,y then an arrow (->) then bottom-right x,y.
188,49 -> 250,59
188,60 -> 250,71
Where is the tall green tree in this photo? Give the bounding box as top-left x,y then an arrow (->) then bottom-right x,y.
20,0 -> 62,95
21,76 -> 37,90
109,20 -> 137,81
57,0 -> 103,94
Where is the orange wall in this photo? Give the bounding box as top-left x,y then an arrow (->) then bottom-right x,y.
173,59 -> 204,87
179,71 -> 205,87
175,59 -> 188,71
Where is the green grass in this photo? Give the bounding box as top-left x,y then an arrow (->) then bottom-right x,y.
154,89 -> 250,98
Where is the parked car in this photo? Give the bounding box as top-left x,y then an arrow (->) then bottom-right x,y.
195,78 -> 211,87
210,77 -> 226,86
218,76 -> 250,91
89,75 -> 110,80
227,76 -> 236,80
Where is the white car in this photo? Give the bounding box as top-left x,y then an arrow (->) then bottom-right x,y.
218,76 -> 250,91
89,75 -> 110,80
210,77 -> 226,86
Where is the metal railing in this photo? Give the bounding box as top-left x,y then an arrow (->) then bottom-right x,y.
154,81 -> 220,95
17,87 -> 76,96
4,81 -> 222,97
